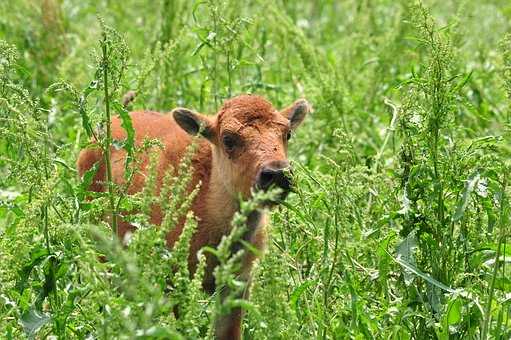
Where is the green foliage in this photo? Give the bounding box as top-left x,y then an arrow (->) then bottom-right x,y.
1,0 -> 511,338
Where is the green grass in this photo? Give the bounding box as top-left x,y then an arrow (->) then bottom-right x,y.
1,0 -> 511,338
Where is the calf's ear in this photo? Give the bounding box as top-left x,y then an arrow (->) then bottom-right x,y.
172,108 -> 215,141
281,99 -> 311,130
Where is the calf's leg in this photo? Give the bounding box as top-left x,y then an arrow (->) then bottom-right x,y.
214,210 -> 267,340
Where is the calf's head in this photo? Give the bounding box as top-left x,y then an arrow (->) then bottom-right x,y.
172,95 -> 310,201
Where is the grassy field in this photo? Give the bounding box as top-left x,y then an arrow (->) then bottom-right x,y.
1,0 -> 511,338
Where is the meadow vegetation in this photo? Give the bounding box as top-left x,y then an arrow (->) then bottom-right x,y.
1,0 -> 510,338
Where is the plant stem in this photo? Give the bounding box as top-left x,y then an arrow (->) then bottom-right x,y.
101,31 -> 118,236
481,179 -> 508,339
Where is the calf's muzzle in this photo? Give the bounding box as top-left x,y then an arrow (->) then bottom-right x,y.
255,160 -> 292,198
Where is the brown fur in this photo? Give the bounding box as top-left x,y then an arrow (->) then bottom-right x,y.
77,94 -> 309,339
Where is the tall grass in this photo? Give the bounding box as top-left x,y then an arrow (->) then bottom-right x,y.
1,0 -> 510,338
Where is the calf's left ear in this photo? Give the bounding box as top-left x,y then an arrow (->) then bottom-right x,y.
172,108 -> 216,141
281,99 -> 311,130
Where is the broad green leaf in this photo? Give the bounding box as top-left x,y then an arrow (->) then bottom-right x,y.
290,280 -> 317,311
393,255 -> 457,294
446,297 -> 462,325
142,326 -> 183,339
396,232 -> 417,286
15,246 -> 50,294
453,172 -> 479,222
20,309 -> 50,337
112,100 -> 135,157
78,83 -> 95,138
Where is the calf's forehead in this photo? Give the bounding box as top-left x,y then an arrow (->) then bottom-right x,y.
217,95 -> 289,132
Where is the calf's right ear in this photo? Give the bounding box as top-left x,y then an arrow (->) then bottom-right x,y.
172,108 -> 215,141
281,99 -> 311,130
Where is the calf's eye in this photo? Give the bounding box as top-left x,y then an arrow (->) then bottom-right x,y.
223,135 -> 237,152
286,131 -> 292,141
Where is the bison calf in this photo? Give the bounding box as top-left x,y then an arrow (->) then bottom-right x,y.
77,94 -> 310,339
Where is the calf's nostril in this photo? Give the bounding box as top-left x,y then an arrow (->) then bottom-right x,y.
259,169 -> 276,190
258,167 -> 292,191
275,171 -> 291,191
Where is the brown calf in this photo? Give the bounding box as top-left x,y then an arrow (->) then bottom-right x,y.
77,94 -> 310,339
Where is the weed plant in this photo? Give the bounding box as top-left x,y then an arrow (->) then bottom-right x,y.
0,0 -> 510,338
